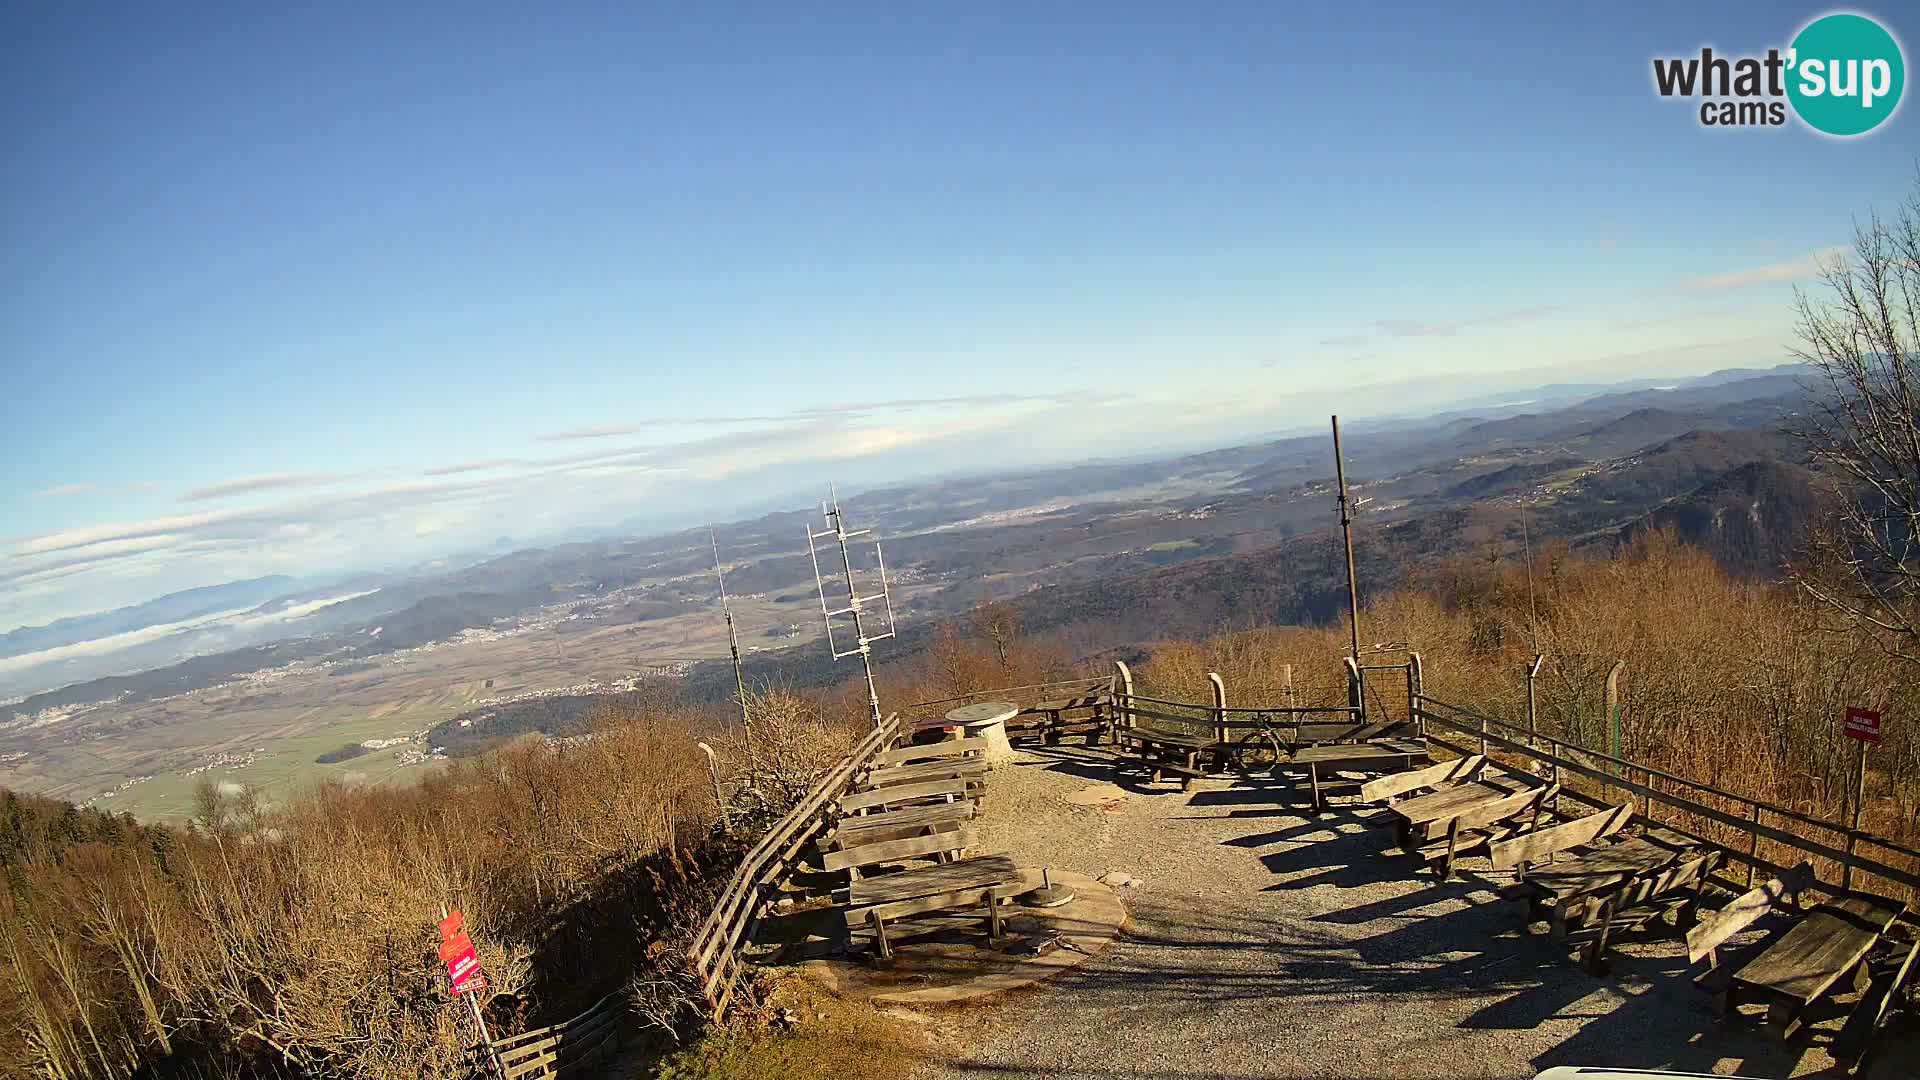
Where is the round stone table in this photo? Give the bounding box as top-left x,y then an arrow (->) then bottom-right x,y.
945,700 -> 1019,767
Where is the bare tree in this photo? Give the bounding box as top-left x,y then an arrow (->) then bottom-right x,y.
1791,175 -> 1920,670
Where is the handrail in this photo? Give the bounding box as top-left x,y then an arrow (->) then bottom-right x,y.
897,677 -> 1113,714
1413,696 -> 1920,895
1414,694 -> 1920,855
687,712 -> 903,1019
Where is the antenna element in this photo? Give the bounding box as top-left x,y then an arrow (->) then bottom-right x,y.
806,484 -> 897,727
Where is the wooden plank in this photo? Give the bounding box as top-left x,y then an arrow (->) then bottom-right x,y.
1446,781 -> 1556,837
838,777 -> 970,814
872,738 -> 989,768
1687,862 -> 1816,964
825,801 -> 976,847
1522,836 -> 1679,903
1291,742 -> 1427,768
849,869 -> 1044,926
1733,894 -> 1904,1006
847,854 -> 1019,907
1833,939 -> 1918,1067
1360,754 -> 1484,803
1489,805 -> 1633,870
1417,707 -> 1920,896
823,826 -> 978,872
862,758 -> 990,788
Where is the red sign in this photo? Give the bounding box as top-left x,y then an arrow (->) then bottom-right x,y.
1845,707 -> 1883,744
437,911 -> 487,995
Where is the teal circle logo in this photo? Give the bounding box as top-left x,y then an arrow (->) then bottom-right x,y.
1788,13 -> 1905,136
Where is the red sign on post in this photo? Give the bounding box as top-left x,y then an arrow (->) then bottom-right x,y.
1845,707 -> 1883,744
437,911 -> 487,996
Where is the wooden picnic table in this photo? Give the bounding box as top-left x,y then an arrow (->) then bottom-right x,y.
826,800 -> 976,849
862,757 -> 989,789
1728,893 -> 1906,1040
847,854 -> 1021,907
1523,836 -> 1682,909
1388,775 -> 1529,844
1291,738 -> 1429,812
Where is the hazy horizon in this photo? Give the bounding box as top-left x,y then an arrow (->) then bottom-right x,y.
6,3 -> 1912,629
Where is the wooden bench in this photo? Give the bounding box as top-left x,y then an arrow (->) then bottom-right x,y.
871,737 -> 990,769
823,824 -> 977,880
860,756 -> 990,790
1697,860 -> 1904,1037
1290,738 -> 1430,813
842,852 -> 1039,960
1281,717 -> 1416,751
1403,781 -> 1557,880
837,776 -> 974,816
1689,861 -> 1814,983
1008,693 -> 1111,747
1115,726 -> 1216,790
824,800 -> 977,849
1832,936 -> 1919,1073
1564,850 -> 1721,974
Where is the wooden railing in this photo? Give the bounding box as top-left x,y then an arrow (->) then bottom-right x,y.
1413,694 -> 1920,900
491,991 -> 623,1080
687,712 -> 904,1019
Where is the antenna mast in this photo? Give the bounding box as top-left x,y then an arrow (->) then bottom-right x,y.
710,530 -> 752,745
1331,416 -> 1363,663
806,484 -> 897,728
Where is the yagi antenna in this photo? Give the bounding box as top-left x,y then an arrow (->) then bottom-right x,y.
806,483 -> 896,728
710,529 -> 752,748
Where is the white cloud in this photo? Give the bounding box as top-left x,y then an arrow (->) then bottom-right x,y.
181,472 -> 351,502
1677,248 -> 1846,294
31,483 -> 96,499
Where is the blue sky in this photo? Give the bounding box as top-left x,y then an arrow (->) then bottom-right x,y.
3,2 -> 1915,630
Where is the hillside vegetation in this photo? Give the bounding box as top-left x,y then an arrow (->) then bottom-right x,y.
4,529 -> 1915,1079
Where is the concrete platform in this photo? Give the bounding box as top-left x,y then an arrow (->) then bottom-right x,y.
800,870 -> 1126,1005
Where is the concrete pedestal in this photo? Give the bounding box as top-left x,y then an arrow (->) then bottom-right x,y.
946,701 -> 1019,767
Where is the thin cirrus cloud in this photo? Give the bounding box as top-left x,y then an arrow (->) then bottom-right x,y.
535,392 -> 1069,442
1677,248 -> 1847,294
1319,305 -> 1559,347
31,483 -> 97,499
179,471 -> 354,502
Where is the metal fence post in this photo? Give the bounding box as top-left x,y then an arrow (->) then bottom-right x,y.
1526,654 -> 1545,748
1747,803 -> 1761,888
1604,660 -> 1626,775
1344,657 -> 1363,722
1406,652 -> 1424,730
1208,672 -> 1227,748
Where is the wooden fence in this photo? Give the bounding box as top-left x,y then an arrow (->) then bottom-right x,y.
687,712 -> 904,1019
1412,693 -> 1920,901
490,991 -> 623,1080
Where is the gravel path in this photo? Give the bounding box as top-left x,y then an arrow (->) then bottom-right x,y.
909,744 -> 1909,1080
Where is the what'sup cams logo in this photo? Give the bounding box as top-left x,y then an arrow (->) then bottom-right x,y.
1653,11 -> 1905,136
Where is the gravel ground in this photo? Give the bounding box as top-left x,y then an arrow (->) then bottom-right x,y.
907,744 -> 1914,1080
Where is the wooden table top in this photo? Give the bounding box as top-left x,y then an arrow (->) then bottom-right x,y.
848,854 -> 1021,907
1293,740 -> 1428,766
1521,837 -> 1681,902
1735,895 -> 1905,1005
946,701 -> 1019,725
1389,776 -> 1527,827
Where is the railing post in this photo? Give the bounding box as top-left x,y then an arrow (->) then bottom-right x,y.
1344,657 -> 1363,721
1406,652 -> 1424,731
1208,672 -> 1227,748
1479,710 -> 1489,759
1604,660 -> 1626,774
1282,663 -> 1296,711
1526,653 -> 1545,749
1747,803 -> 1761,888
1113,660 -> 1135,730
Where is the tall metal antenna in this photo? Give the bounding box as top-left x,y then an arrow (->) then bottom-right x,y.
806,484 -> 897,728
710,529 -> 752,745
1331,416 -> 1362,663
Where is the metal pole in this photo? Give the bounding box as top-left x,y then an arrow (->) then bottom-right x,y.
443,904 -> 502,1080
1604,660 -> 1625,777
711,531 -> 753,752
1331,416 -> 1362,665
1846,738 -> 1867,891
1526,654 -> 1545,749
